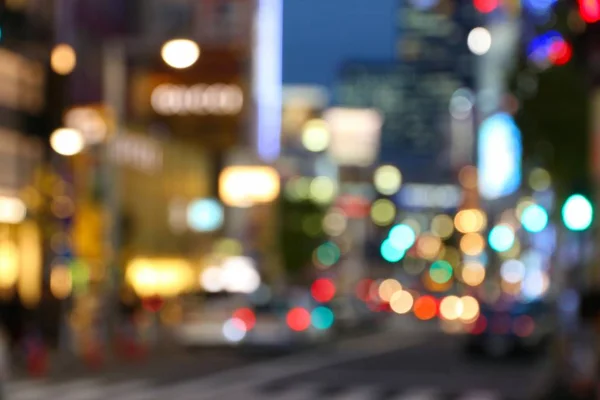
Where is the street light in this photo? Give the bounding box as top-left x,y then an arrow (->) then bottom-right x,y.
160,39 -> 200,69
50,128 -> 84,156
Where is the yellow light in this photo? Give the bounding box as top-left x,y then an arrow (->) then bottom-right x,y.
370,199 -> 396,226
219,166 -> 280,207
301,119 -> 330,152
378,278 -> 402,302
323,208 -> 347,236
50,266 -> 72,299
440,296 -> 462,321
17,222 -> 42,308
127,258 -> 193,297
0,240 -> 18,289
309,176 -> 337,204
0,196 -> 26,224
389,290 -> 413,314
528,168 -> 551,192
459,296 -> 480,322
373,165 -> 402,195
416,234 -> 442,260
461,262 -> 486,286
161,39 -> 200,69
50,128 -> 84,156
460,232 -> 485,256
441,246 -> 461,267
431,214 -> 454,239
454,209 -> 486,233
51,44 -> 76,75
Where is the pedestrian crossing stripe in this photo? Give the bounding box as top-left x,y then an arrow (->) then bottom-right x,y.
4,378 -> 517,400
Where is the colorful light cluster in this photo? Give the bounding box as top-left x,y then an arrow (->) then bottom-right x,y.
527,31 -> 572,67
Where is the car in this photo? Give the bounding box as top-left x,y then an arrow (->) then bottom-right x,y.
464,298 -> 555,357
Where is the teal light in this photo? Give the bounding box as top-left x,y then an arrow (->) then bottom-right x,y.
311,306 -> 334,330
429,260 -> 453,284
562,194 -> 593,231
316,242 -> 341,267
488,225 -> 515,252
521,204 -> 548,233
388,224 -> 416,250
380,239 -> 406,263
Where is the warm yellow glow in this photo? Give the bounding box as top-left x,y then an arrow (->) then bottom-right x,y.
323,208 -> 347,236
458,165 -> 478,189
454,209 -> 487,233
309,176 -> 337,204
0,196 -> 26,224
51,44 -> 76,75
529,168 -> 551,192
460,232 -> 485,256
431,214 -> 454,239
461,262 -> 486,286
378,278 -> 402,302
50,266 -> 72,299
301,119 -> 330,152
373,165 -> 402,195
416,234 -> 442,260
50,128 -> 84,156
161,39 -> 200,69
219,166 -> 280,207
440,296 -> 462,321
441,246 -> 461,267
389,290 -> 413,314
370,199 -> 396,226
126,258 -> 194,297
459,296 -> 480,322
0,239 -> 18,289
17,222 -> 42,308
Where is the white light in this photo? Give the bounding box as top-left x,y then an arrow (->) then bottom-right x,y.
220,257 -> 261,293
151,84 -> 244,116
200,266 -> 224,293
254,0 -> 283,162
161,39 -> 200,69
500,259 -> 526,284
50,128 -> 84,156
64,107 -> 107,145
301,119 -> 330,152
223,318 -> 247,343
468,27 -> 492,55
0,196 -> 26,224
187,199 -> 224,232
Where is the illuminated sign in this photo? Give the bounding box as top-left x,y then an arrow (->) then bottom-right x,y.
477,113 -> 522,200
219,166 -> 280,207
253,0 -> 283,162
398,183 -> 462,209
151,83 -> 244,116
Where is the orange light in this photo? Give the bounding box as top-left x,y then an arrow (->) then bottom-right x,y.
287,308 -> 311,331
460,232 -> 485,256
413,295 -> 437,320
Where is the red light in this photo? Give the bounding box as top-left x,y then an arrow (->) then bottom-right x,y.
413,295 -> 437,321
513,315 -> 535,337
474,0 -> 498,13
355,279 -> 373,302
233,308 -> 256,330
579,0 -> 600,22
142,295 -> 164,313
470,315 -> 488,335
286,308 -> 311,331
311,278 -> 336,303
549,40 -> 572,65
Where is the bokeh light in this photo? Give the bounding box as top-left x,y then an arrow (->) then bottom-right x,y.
501,259 -> 526,284
474,0 -> 498,13
390,290 -> 414,314
161,38 -> 200,69
323,208 -> 347,236
371,199 -> 396,226
374,165 -> 402,195
458,165 -> 478,189
302,119 -> 330,152
454,209 -> 486,233
521,204 -> 548,233
459,296 -> 480,322
413,295 -> 437,320
389,224 -> 417,250
223,318 -> 247,343
232,308 -> 256,330
50,128 -> 84,156
416,234 -> 442,260
380,239 -> 406,262
468,27 -> 492,55
378,278 -> 402,302
51,44 -> 77,75
429,260 -> 453,284
562,194 -> 593,231
528,168 -> 551,192
311,306 -> 335,330
315,242 -> 341,268
488,224 -> 515,252
439,296 -> 462,321
431,214 -> 454,239
311,278 -> 336,303
461,262 -> 486,286
287,308 -> 311,331
309,176 -> 337,204
460,232 -> 485,256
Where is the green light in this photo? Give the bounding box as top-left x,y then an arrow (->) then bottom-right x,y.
521,204 -> 548,233
380,239 -> 406,263
316,242 -> 341,267
562,194 -> 593,231
488,225 -> 515,252
429,260 -> 453,284
311,306 -> 334,330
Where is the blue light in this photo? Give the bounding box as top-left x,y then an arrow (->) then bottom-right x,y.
521,204 -> 549,233
527,31 -> 563,65
311,306 -> 334,330
522,0 -> 557,15
477,113 -> 522,200
380,239 -> 406,263
488,225 -> 515,252
187,198 -> 224,232
562,194 -> 593,231
388,224 -> 416,250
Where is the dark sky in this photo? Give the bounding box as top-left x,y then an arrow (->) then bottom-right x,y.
282,0 -> 397,88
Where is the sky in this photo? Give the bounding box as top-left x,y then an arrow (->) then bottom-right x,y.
282,0 -> 397,88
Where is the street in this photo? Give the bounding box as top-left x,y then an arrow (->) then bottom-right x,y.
4,323 -> 552,400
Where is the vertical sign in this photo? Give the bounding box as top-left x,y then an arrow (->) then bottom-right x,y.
253,0 -> 283,162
